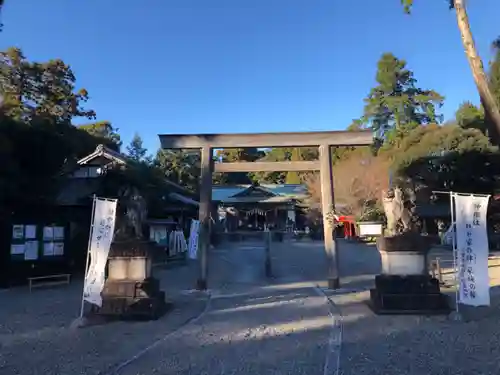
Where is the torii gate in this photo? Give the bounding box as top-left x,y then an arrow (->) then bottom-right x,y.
158,130 -> 373,290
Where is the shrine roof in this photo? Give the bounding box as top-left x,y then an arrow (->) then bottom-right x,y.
212,184 -> 307,203
77,144 -> 127,166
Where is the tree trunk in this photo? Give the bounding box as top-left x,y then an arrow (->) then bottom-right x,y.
454,0 -> 500,145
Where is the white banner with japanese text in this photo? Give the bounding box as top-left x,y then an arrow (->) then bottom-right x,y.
83,197 -> 117,307
453,194 -> 490,307
188,219 -> 200,260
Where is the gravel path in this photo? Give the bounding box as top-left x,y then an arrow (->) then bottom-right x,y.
0,240 -> 339,375
113,286 -> 333,375
8,239 -> 500,375
322,242 -> 500,375
328,290 -> 500,375
0,262 -> 208,375
104,240 -> 353,375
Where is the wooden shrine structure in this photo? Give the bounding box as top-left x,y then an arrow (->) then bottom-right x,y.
213,184 -> 308,232
158,130 -> 373,290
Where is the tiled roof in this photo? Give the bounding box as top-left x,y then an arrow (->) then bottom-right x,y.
212,185 -> 249,201
212,184 -> 308,202
77,144 -> 127,166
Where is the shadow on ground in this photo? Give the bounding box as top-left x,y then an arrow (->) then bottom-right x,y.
332,291 -> 500,375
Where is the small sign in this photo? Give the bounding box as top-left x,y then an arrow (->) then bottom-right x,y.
43,242 -> 55,256
43,227 -> 54,240
12,225 -> 24,239
188,219 -> 200,260
10,244 -> 25,255
54,242 -> 64,256
25,225 -> 37,239
53,227 -> 65,240
24,241 -> 39,261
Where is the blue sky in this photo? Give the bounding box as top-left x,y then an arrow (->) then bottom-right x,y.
1,0 -> 499,152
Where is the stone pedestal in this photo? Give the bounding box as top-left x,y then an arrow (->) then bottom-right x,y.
92,239 -> 168,320
369,233 -> 449,315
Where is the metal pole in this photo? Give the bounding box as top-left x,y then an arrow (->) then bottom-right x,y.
433,190 -> 490,197
265,230 -> 272,277
79,195 -> 97,319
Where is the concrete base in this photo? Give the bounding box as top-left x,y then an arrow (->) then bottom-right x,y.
196,278 -> 208,291
328,277 -> 340,290
94,293 -> 168,321
369,275 -> 449,315
265,258 -> 272,277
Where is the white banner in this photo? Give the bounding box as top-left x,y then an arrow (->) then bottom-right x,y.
83,198 -> 117,307
453,194 -> 490,307
188,219 -> 200,260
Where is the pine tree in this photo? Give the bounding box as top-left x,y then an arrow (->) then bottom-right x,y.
360,53 -> 444,145
126,133 -> 147,162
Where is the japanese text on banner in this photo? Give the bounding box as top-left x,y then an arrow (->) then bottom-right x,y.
453,194 -> 490,307
188,219 -> 200,260
83,198 -> 117,307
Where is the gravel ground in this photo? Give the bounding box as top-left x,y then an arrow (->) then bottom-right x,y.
7,239 -> 500,375
328,290 -> 500,375
0,261 -> 209,375
114,287 -> 333,375
106,239 -> 363,375
323,242 -> 500,375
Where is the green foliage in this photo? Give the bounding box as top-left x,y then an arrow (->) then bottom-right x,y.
214,148 -> 264,184
0,47 -> 95,123
388,123 -> 495,172
250,147 -> 318,184
0,115 -> 106,208
490,38 -> 500,107
126,133 -> 147,161
400,0 -> 413,14
101,159 -> 180,218
389,123 -> 498,193
455,101 -> 486,132
285,148 -> 302,184
78,121 -> 121,149
0,47 -> 120,211
357,205 -> 385,222
154,149 -> 200,192
360,53 -> 444,144
401,0 -> 454,14
251,148 -> 289,184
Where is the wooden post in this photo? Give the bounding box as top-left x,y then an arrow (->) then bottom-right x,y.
197,145 -> 213,290
319,144 -> 340,289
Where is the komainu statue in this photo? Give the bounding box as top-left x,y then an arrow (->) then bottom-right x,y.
115,186 -> 148,240
381,186 -> 417,236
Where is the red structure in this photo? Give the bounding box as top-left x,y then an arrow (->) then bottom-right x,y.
336,215 -> 357,239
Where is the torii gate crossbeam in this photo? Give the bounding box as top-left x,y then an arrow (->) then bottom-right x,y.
158,130 -> 373,290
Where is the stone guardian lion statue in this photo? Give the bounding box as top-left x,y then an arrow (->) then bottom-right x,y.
115,186 -> 148,239
382,187 -> 414,236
